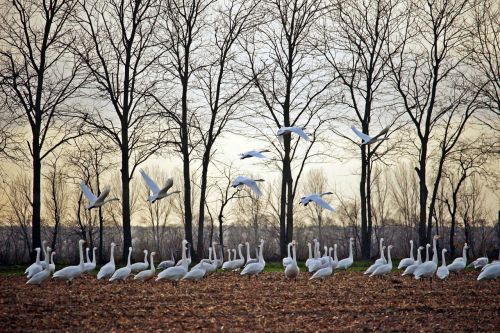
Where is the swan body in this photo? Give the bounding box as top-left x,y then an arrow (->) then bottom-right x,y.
139,169 -> 180,203
436,249 -> 449,280
134,252 -> 156,281
283,242 -> 293,267
83,247 -> 97,272
158,251 -> 176,270
310,247 -> 334,280
374,238 -> 386,265
285,241 -> 299,280
276,126 -> 310,141
109,246 -> 133,282
414,236 -> 439,279
53,240 -> 85,281
227,244 -> 245,271
402,246 -> 424,276
26,248 -> 43,279
477,262 -> 500,280
175,244 -> 191,266
130,249 -> 149,272
231,176 -> 264,197
157,240 -> 189,284
447,243 -> 468,273
239,149 -> 269,159
370,245 -> 393,277
468,257 -> 488,269
364,246 -> 386,275
27,247 -> 52,285
245,242 -> 258,266
97,242 -> 117,279
398,240 -> 415,269
305,242 -> 314,268
80,182 -> 119,209
336,238 -> 354,270
222,248 -> 233,270
182,267 -> 206,281
241,239 -> 265,277
40,241 -> 49,269
351,125 -> 389,145
299,192 -> 335,211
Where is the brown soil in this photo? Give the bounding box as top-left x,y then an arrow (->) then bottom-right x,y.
1,271 -> 499,332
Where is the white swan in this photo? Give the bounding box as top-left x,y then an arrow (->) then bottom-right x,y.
139,169 -> 180,203
447,243 -> 468,273
156,240 -> 189,286
193,247 -> 214,272
374,238 -> 386,265
229,244 -> 245,271
26,247 -> 43,279
477,262 -> 500,280
241,239 -> 265,277
182,266 -> 206,282
285,241 -> 300,280
53,240 -> 85,282
245,242 -> 258,266
305,242 -> 313,268
83,247 -> 97,272
351,125 -> 389,145
398,240 -> 415,269
364,246 -> 386,275
222,248 -> 233,270
97,242 -> 117,279
40,240 -> 49,269
402,246 -> 424,276
276,126 -> 310,141
414,236 -> 439,280
175,243 -> 192,267
239,149 -> 270,159
310,247 -> 334,280
231,176 -> 264,197
436,249 -> 449,280
282,242 -> 293,267
158,251 -> 176,270
480,252 -> 500,272
27,247 -> 52,285
336,238 -> 354,270
110,246 -> 133,282
320,245 -> 331,265
299,192 -> 335,211
49,251 -> 56,273
308,240 -> 323,273
331,244 -> 339,269
130,249 -> 149,272
468,257 -> 489,269
370,245 -> 393,277
80,182 -> 119,209
134,252 -> 156,281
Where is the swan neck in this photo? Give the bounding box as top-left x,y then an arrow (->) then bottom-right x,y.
417,248 -> 422,263
35,248 -> 41,264
307,243 -> 312,259
127,249 -> 132,267
410,241 -> 414,260
387,247 -> 392,265
150,253 -> 155,271
246,243 -> 251,260
238,245 -> 244,260
78,241 -> 84,267
349,240 -> 353,259
110,245 -> 115,264
287,243 -> 292,258
441,250 -> 446,267
462,246 -> 467,263
144,251 -> 148,264
432,238 -> 438,264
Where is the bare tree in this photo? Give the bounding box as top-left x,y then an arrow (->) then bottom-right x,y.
243,0 -> 335,257
321,0 -> 405,258
0,0 -> 86,258
75,0 -> 166,260
389,0 -> 480,245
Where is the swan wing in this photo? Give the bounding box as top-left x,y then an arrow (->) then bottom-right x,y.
246,180 -> 263,197
80,181 -> 97,203
95,186 -> 111,202
372,126 -> 390,140
351,126 -> 372,143
289,127 -> 310,141
159,178 -> 174,195
139,169 -> 160,194
312,197 -> 335,211
97,264 -> 115,279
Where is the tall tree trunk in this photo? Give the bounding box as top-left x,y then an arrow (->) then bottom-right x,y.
197,154 -> 210,259
120,136 -> 131,262
360,144 -> 369,259
279,164 -> 287,257
218,213 -> 224,248
366,157 -> 373,259
416,146 -> 428,246
31,137 -> 42,261
98,206 -> 104,264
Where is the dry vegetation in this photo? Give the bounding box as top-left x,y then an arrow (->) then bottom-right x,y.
1,271 -> 499,332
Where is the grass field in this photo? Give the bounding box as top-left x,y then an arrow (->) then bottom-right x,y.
1,263 -> 498,332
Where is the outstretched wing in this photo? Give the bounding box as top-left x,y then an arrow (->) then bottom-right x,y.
351,126 -> 372,143
313,197 -> 335,212
139,169 -> 160,194
232,176 -> 247,187
80,181 -> 97,203
372,125 -> 390,141
159,178 -> 174,195
95,186 -> 111,202
289,127 -> 310,141
251,151 -> 267,159
246,180 -> 263,198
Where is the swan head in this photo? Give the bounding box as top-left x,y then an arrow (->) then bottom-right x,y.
111,242 -> 116,247
418,246 -> 424,250
388,245 -> 393,249
46,246 -> 52,252
464,243 -> 469,249
276,128 -> 285,136
426,244 -> 431,248
334,244 -> 337,249
143,249 -> 148,254
35,247 -> 40,253
442,249 -> 448,253
382,246 -> 386,251
151,252 -> 156,257
410,240 -> 413,244
42,240 -> 47,246
245,241 -> 249,245
128,246 -> 132,252
79,239 -> 85,245
350,237 -> 354,242
313,238 -> 317,243
93,247 -> 97,251
433,235 -> 440,240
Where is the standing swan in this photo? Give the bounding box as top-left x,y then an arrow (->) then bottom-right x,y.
336,238 -> 354,270
282,242 -> 293,267
436,249 -> 449,280
109,246 -> 133,282
285,241 -> 299,280
310,247 -> 334,280
414,235 -> 440,280
53,240 -> 85,282
241,239 -> 265,278
402,246 -> 424,276
156,240 -> 189,286
447,243 -> 468,273
245,242 -> 258,266
97,242 -> 117,279
134,252 -> 156,281
49,251 -> 56,273
26,248 -> 43,279
158,251 -> 176,270
84,247 -> 97,272
130,249 -> 149,272
370,245 -> 393,277
364,246 -> 386,275
27,247 -> 52,285
398,240 -> 415,269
